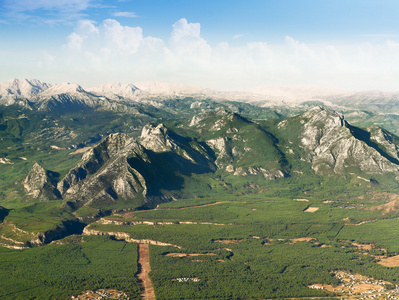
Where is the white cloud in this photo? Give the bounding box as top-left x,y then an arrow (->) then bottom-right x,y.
101,19 -> 144,55
17,18 -> 399,91
66,20 -> 99,50
233,34 -> 243,40
66,33 -> 84,50
112,12 -> 137,18
170,18 -> 212,64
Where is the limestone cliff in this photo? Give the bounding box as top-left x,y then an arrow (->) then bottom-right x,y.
58,133 -> 148,209
281,106 -> 399,175
24,163 -> 60,201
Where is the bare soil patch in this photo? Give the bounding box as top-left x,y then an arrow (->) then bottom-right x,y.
69,147 -> 91,155
213,239 -> 242,244
136,244 -> 155,300
290,237 -> 314,243
295,198 -> 309,202
351,242 -> 373,251
164,252 -> 216,257
352,283 -> 384,293
263,237 -> 317,245
368,199 -> 399,214
188,253 -> 216,257
378,255 -> 399,267
304,207 -> 319,213
165,253 -> 187,257
340,240 -> 386,254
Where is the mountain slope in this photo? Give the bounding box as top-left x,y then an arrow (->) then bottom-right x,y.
86,82 -> 142,101
273,106 -> 399,176
58,133 -> 148,210
188,108 -> 288,178
0,78 -> 51,106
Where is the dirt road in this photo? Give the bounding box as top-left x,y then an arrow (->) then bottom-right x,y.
137,244 -> 156,300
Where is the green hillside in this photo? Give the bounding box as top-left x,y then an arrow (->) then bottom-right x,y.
1,99 -> 399,299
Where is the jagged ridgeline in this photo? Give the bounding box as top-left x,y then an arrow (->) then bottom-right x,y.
23,106 -> 399,213
272,107 -> 399,176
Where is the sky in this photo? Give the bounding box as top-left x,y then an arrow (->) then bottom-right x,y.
1,0 -> 399,91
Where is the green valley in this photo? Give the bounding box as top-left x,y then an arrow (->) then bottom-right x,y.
1,79 -> 399,299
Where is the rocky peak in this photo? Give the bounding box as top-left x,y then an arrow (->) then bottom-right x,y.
140,123 -> 177,152
24,163 -> 60,201
189,108 -> 241,129
302,106 -> 345,128
39,83 -> 86,97
58,133 -> 143,195
295,107 -> 399,175
24,163 -> 47,192
300,106 -> 347,150
2,78 -> 50,97
0,79 -> 51,106
85,82 -> 141,100
367,126 -> 399,161
86,133 -> 138,159
215,107 -> 229,116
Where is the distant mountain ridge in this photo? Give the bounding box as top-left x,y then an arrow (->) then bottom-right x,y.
3,78 -> 399,110
23,106 -> 399,211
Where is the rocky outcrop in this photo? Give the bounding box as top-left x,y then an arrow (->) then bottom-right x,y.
58,133 -> 148,208
0,78 -> 51,106
83,227 -> 182,248
0,220 -> 85,248
194,110 -> 288,177
296,107 -> 399,175
367,126 -> 399,161
23,106 -> 399,211
189,107 -> 229,127
24,163 -> 60,201
206,137 -> 232,168
97,218 -> 227,226
140,123 -> 179,153
140,123 -> 214,173
27,126 -> 214,210
232,166 -> 287,180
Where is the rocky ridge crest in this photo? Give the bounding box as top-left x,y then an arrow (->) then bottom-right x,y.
279,106 -> 399,175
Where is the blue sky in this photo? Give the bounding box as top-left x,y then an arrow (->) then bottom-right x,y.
1,0 -> 399,90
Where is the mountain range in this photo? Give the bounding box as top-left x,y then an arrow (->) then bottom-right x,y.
21,107 -> 399,210
2,78 -> 399,248
3,78 -> 399,109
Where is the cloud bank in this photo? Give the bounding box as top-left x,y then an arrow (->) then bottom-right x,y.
17,18 -> 399,90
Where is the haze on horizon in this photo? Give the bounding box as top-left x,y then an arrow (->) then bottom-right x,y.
1,0 -> 399,92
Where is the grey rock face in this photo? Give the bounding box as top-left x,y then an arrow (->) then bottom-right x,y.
298,107 -> 399,175
24,163 -> 60,201
58,133 -> 148,208
140,124 -> 177,153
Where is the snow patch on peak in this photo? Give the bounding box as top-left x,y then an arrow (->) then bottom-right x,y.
86,82 -> 142,100
40,83 -> 86,97
0,78 -> 51,98
134,81 -> 205,95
